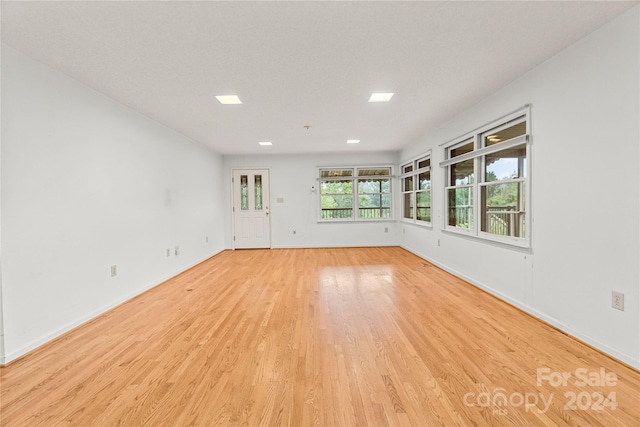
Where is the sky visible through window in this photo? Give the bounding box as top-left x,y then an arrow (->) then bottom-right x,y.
488,158 -> 519,180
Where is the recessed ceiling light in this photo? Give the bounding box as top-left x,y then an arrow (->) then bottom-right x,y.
347,139 -> 360,144
258,141 -> 272,146
215,95 -> 242,105
368,92 -> 394,102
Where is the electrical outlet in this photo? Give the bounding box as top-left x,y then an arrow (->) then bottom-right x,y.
110,265 -> 117,277
612,291 -> 624,311
166,248 -> 171,257
175,246 -> 180,256
206,235 -> 209,243
437,239 -> 441,247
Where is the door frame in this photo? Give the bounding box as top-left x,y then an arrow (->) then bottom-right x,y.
230,167 -> 272,250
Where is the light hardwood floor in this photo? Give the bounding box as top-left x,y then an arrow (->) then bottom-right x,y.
1,247 -> 639,426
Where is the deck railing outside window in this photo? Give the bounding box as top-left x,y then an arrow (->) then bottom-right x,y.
485,206 -> 525,237
448,205 -> 473,228
321,207 -> 391,220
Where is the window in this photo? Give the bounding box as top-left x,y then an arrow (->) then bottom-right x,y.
447,140 -> 474,229
400,153 -> 431,225
319,166 -> 392,221
440,107 -> 530,247
319,169 -> 353,220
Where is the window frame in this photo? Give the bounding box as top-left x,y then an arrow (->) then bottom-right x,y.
400,152 -> 432,227
318,165 -> 394,222
440,107 -> 531,248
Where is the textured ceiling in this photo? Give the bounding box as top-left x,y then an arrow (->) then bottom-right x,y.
1,1 -> 636,155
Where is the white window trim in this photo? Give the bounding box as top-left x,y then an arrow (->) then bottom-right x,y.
317,165 -> 394,222
440,106 -> 531,248
440,134 -> 528,168
400,151 -> 432,227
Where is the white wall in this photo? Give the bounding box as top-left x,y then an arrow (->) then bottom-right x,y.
0,46 -> 226,364
2,7 -> 638,370
223,152 -> 400,249
0,45 -> 4,360
399,6 -> 640,368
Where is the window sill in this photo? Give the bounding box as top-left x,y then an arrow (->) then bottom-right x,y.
401,218 -> 433,229
444,227 -> 531,251
318,219 -> 396,224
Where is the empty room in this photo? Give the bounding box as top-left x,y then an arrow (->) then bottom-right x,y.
1,1 -> 639,426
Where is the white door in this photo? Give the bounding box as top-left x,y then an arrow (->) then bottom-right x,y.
232,169 -> 271,249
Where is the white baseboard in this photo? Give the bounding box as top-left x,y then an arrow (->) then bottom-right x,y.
6,246 -> 637,370
400,245 -> 640,370
271,243 -> 398,249
1,250 -> 224,365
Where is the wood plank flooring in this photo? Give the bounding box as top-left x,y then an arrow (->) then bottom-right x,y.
1,247 -> 639,426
